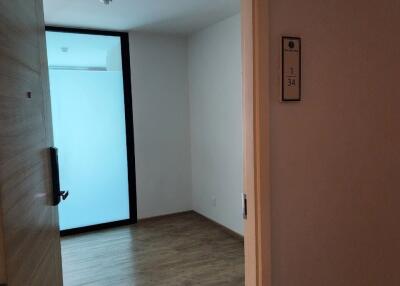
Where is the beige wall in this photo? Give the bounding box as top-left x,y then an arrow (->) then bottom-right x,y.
266,0 -> 400,285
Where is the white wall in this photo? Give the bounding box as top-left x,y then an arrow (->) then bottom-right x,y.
129,32 -> 192,219
188,14 -> 243,235
129,15 -> 243,234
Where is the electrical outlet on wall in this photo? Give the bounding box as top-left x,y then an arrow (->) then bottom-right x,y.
212,196 -> 217,207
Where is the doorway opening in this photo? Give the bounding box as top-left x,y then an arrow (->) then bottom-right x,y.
44,1 -> 245,285
46,27 -> 137,235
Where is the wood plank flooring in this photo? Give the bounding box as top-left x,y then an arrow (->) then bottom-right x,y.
61,212 -> 244,286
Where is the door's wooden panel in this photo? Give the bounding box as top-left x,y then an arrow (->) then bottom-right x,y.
0,214 -> 5,283
0,0 -> 63,285
242,0 -> 272,285
0,0 -> 40,47
0,0 -> 41,74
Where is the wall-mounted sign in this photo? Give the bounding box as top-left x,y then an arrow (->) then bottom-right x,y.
282,37 -> 301,101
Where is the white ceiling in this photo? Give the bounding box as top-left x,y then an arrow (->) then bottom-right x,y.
43,0 -> 241,34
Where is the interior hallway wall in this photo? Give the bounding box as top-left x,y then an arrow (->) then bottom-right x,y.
264,0 -> 400,285
129,32 -> 192,219
188,14 -> 243,235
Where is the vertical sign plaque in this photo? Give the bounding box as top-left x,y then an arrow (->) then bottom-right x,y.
282,37 -> 301,101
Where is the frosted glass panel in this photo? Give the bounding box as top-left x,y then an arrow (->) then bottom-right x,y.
46,32 -> 130,231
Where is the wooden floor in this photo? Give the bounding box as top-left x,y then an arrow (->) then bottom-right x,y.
61,212 -> 244,286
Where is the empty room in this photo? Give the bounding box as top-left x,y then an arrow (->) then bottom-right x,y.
0,0 -> 245,285
2,0 -> 400,286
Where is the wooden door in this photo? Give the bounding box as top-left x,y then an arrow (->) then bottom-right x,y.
0,0 -> 63,285
242,0 -> 271,285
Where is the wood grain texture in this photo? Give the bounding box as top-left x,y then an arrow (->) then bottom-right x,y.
0,0 -> 63,285
241,1 -> 257,285
252,1 -> 272,285
241,0 -> 271,285
61,212 -> 244,286
0,211 -> 5,283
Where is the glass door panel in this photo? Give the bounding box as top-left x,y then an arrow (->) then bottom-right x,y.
46,31 -> 134,232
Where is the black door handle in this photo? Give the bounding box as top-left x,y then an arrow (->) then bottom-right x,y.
59,190 -> 69,201
50,147 -> 69,206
